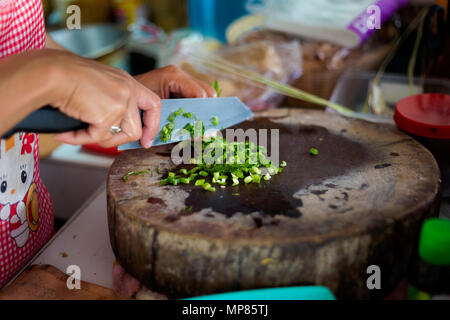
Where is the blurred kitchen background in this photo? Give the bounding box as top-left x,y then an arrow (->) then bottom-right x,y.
38,0 -> 450,228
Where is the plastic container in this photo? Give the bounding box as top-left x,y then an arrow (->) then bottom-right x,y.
330,72 -> 450,118
408,218 -> 450,297
330,74 -> 450,219
187,0 -> 249,42
394,93 -> 450,195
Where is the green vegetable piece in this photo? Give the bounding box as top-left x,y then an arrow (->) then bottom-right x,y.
250,166 -> 261,175
280,161 -> 287,167
179,178 -> 190,184
213,80 -> 222,97
202,183 -> 212,190
174,107 -> 184,116
244,176 -> 252,184
168,172 -> 175,178
180,168 -> 188,175
195,179 -> 205,186
123,169 -> 152,182
264,173 -> 271,181
211,116 -> 219,126
199,171 -> 208,177
309,148 -> 319,156
252,175 -> 261,183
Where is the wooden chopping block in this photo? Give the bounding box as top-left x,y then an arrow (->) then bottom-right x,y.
107,109 -> 441,299
0,264 -> 122,300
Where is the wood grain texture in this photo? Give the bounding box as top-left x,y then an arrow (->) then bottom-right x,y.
0,264 -> 122,300
107,109 -> 441,299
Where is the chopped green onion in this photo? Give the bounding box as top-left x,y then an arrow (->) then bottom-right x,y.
122,169 -> 152,182
309,148 -> 319,156
203,183 -> 211,190
158,135 -> 288,190
173,107 -> 184,116
213,80 -> 222,97
244,176 -> 252,184
195,179 -> 205,186
250,166 -> 261,175
211,116 -> 219,126
179,178 -> 190,184
252,175 -> 261,183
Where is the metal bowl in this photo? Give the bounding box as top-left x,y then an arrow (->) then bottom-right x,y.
49,23 -> 129,60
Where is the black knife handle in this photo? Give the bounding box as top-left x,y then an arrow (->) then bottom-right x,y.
2,106 -> 89,138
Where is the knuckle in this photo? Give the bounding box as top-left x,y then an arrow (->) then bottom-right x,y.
117,68 -> 130,78
154,97 -> 162,109
164,64 -> 180,74
109,103 -> 127,117
130,129 -> 142,141
115,85 -> 131,100
128,122 -> 143,140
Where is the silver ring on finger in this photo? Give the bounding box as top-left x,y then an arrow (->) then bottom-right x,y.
110,125 -> 122,134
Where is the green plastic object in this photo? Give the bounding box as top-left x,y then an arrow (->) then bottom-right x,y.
185,286 -> 336,300
418,218 -> 450,266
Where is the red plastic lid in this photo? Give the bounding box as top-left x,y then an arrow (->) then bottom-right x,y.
394,93 -> 450,139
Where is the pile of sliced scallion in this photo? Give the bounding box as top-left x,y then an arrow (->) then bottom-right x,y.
161,136 -> 287,192
152,104 -> 288,192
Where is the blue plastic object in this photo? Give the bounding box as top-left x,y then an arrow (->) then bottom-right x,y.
185,286 -> 336,300
187,0 -> 249,42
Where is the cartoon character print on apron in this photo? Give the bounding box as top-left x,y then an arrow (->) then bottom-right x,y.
0,0 -> 54,288
0,134 -> 54,287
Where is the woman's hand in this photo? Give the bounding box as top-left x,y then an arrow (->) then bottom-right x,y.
43,49 -> 161,148
135,65 -> 217,99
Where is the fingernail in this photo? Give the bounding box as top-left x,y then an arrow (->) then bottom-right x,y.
144,140 -> 153,148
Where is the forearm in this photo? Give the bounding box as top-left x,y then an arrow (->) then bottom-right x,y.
0,50 -> 56,136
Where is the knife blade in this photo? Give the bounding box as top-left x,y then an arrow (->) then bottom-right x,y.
2,97 -> 254,150
119,97 -> 253,150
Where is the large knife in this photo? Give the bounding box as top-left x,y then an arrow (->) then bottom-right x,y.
2,97 -> 254,150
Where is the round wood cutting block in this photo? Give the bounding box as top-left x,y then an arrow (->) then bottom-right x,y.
107,109 -> 441,299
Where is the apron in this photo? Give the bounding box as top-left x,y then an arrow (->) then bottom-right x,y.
0,0 -> 54,288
